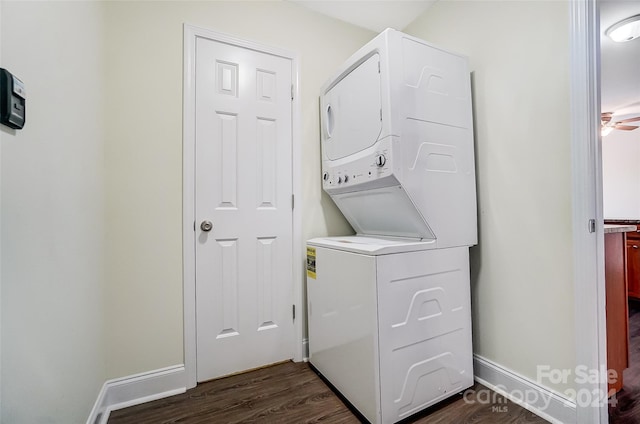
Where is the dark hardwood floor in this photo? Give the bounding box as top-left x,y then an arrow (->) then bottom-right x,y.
610,301 -> 640,423
108,361 -> 547,424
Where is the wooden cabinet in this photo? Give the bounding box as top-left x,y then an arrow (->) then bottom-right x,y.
605,231 -> 629,394
627,227 -> 640,299
605,222 -> 640,300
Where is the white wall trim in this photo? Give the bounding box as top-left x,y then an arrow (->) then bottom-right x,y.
290,29 -> 304,365
182,23 -> 304,389
86,365 -> 186,424
568,1 -> 607,423
474,355 -> 576,424
182,21 -> 198,392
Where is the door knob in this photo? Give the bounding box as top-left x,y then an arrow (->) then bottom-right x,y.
200,220 -> 213,232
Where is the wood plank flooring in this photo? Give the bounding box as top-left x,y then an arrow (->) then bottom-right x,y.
610,300 -> 640,423
108,361 -> 547,424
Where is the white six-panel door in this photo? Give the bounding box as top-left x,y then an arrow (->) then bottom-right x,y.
194,36 -> 294,382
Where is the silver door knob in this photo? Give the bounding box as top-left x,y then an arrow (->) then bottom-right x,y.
200,220 -> 213,232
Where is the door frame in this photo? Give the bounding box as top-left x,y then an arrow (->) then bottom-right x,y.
569,1 -> 607,423
182,23 -> 303,389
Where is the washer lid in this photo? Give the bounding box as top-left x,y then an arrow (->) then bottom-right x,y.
307,235 -> 436,255
330,185 -> 436,241
321,53 -> 383,160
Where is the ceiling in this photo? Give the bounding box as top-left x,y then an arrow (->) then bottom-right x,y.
598,1 -> 640,117
289,0 -> 435,33
290,0 -> 639,118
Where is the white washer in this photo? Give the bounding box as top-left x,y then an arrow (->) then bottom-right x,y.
306,236 -> 474,424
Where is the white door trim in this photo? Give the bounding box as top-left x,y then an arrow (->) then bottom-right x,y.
569,1 -> 607,423
182,23 -> 303,389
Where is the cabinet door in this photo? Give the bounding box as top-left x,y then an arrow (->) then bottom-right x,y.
605,232 -> 629,394
627,239 -> 640,299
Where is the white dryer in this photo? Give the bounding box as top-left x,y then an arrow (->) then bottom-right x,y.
319,28 -> 476,248
306,236 -> 473,424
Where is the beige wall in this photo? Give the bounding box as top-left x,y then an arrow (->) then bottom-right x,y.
405,1 -> 575,394
1,1 -> 106,422
103,1 -> 370,378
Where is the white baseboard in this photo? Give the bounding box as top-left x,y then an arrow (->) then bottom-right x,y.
473,355 -> 576,424
86,356 -> 575,424
86,364 -> 186,424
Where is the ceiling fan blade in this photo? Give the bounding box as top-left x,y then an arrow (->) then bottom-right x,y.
613,125 -> 639,131
616,116 -> 640,123
602,115 -> 612,123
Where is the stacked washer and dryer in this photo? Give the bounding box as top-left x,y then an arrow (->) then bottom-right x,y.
306,29 -> 478,424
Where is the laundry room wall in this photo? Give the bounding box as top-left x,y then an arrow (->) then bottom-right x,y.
1,1 -> 107,422
103,1 -> 373,379
405,0 -> 575,394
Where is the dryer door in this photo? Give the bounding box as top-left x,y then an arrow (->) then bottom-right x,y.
321,53 -> 382,161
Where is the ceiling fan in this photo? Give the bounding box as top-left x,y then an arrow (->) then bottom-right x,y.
601,112 -> 640,136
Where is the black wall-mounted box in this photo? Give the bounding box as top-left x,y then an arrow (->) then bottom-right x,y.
0,68 -> 26,130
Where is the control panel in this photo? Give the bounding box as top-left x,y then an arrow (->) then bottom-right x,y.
322,147 -> 393,193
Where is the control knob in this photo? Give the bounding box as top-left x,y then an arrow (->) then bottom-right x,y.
375,154 -> 386,167
322,172 -> 329,181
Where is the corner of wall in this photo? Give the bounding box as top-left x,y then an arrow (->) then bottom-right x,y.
86,365 -> 186,424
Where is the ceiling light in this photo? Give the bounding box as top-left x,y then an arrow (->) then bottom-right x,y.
606,14 -> 640,42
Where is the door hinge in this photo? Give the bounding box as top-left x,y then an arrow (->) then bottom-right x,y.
589,219 -> 596,233
194,221 -> 196,231
292,194 -> 295,210
292,304 -> 296,320
378,61 -> 381,73
291,84 -> 294,101
380,109 -> 382,121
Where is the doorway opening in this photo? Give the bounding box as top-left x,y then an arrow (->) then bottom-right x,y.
600,2 -> 640,422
